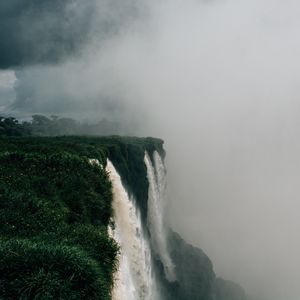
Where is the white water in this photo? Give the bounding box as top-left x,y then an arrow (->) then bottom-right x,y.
106,159 -> 158,300
88,158 -> 102,168
144,151 -> 176,282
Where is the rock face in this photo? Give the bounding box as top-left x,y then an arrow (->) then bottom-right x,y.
162,231 -> 216,300
214,278 -> 247,300
108,140 -> 248,300
152,231 -> 247,300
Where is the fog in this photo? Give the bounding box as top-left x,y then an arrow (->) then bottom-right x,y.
2,0 -> 300,299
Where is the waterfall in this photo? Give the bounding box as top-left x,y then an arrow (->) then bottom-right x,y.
106,160 -> 157,300
144,151 -> 176,282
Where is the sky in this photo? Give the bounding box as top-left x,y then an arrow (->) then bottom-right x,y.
1,1 -> 300,299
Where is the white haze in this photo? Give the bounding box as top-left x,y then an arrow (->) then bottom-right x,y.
5,0 -> 300,299
96,1 -> 300,299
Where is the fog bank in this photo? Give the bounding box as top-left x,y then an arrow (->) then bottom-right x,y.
96,1 -> 300,299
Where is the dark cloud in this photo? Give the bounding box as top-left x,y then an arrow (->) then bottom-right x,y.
0,0 -> 96,68
0,0 -> 138,69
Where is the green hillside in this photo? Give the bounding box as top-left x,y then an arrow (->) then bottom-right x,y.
0,136 -> 163,300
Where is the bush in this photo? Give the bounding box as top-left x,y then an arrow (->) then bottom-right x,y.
56,224 -> 119,286
0,187 -> 66,237
0,239 -> 111,300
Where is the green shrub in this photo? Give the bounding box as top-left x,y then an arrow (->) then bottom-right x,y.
0,239 -> 110,300
0,187 -> 66,237
56,224 -> 119,286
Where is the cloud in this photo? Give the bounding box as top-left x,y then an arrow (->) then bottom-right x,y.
0,0 -> 139,69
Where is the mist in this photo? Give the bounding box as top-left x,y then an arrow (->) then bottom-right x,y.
95,2 -> 300,299
2,0 -> 300,299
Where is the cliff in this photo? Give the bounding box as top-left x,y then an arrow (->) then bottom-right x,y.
0,136 -> 162,299
0,136 -> 246,300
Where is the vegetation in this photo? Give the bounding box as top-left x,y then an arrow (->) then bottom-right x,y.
0,135 -> 164,220
0,116 -> 31,136
0,115 -> 122,137
0,125 -> 248,300
0,135 -> 163,299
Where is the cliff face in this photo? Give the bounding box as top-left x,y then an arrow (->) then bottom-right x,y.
106,140 -> 247,300
163,231 -> 216,300
164,231 -> 247,300
0,136 -> 246,300
99,138 -> 247,300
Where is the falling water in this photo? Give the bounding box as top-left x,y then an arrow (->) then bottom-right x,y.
106,159 -> 157,300
144,151 -> 176,282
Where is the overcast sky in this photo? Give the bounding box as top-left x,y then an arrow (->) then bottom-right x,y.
1,1 -> 300,299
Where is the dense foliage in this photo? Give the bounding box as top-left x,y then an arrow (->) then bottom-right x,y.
0,136 -> 163,299
0,115 -> 122,137
0,116 -> 31,136
1,135 -> 164,220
